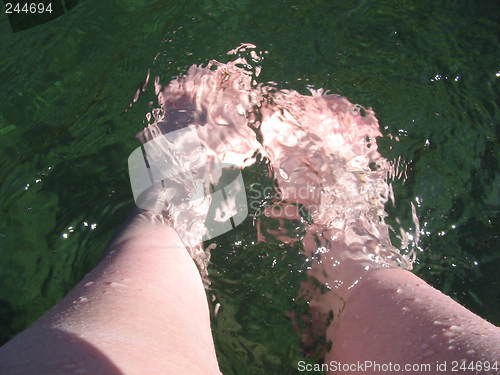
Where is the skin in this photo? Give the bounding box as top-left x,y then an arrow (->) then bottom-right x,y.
324,268 -> 500,375
304,238 -> 500,374
0,212 -> 498,374
0,213 -> 221,375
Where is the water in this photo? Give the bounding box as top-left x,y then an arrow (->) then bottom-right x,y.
0,1 -> 499,374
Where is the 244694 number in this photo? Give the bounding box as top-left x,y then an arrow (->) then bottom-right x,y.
5,2 -> 53,14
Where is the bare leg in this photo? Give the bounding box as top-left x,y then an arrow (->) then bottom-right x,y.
320,267 -> 500,374
0,213 -> 221,375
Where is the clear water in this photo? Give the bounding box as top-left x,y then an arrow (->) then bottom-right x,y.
0,1 -> 499,374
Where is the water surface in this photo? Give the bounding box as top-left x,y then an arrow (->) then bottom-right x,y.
0,1 -> 499,374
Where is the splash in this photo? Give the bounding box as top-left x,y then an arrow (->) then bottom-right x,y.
134,42 -> 415,336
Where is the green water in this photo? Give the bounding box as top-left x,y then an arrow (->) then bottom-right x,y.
0,0 -> 499,373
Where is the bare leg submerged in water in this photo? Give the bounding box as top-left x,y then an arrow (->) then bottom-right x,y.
301,239 -> 500,374
1,50 -> 499,374
0,211 -> 498,375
